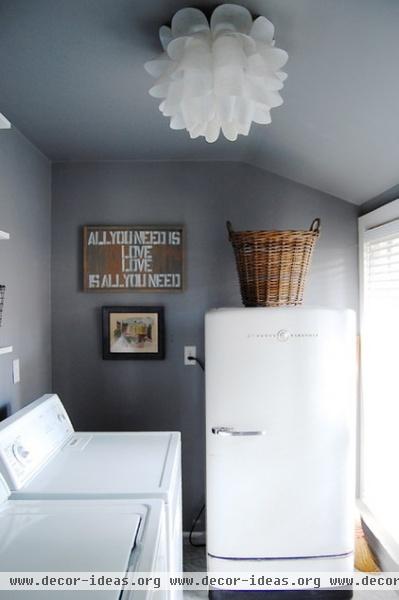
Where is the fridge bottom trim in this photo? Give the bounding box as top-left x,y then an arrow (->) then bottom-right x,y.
208,551 -> 353,561
209,590 -> 353,599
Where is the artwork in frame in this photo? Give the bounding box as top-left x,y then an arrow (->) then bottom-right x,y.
83,225 -> 184,292
0,285 -> 6,328
102,306 -> 165,360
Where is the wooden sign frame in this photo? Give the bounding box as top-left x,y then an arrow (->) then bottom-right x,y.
83,225 -> 184,292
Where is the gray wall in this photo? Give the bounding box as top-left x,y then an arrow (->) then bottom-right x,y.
0,127 -> 51,415
52,161 -> 359,528
360,182 -> 399,215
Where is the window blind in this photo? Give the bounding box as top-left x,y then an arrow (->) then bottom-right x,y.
361,218 -> 399,545
365,223 -> 399,301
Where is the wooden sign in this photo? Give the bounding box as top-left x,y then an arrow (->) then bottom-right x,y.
83,225 -> 184,292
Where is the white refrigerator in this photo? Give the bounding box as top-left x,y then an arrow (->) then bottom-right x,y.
205,307 -> 356,589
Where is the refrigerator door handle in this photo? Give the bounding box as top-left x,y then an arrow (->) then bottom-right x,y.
211,427 -> 266,437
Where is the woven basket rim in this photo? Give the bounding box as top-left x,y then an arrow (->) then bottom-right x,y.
230,228 -> 319,236
227,218 -> 321,239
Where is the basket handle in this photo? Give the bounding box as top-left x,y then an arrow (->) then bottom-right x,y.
226,220 -> 234,241
310,218 -> 321,233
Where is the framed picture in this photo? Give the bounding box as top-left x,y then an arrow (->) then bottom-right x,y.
0,285 -> 6,328
102,306 -> 165,360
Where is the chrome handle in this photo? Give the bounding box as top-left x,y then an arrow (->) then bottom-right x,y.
211,427 -> 266,437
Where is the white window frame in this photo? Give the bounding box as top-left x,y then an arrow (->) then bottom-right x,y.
358,198 -> 399,564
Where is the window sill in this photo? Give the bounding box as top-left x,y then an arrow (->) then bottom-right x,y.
357,498 -> 399,570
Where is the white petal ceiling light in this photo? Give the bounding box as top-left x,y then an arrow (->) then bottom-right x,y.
144,4 -> 288,143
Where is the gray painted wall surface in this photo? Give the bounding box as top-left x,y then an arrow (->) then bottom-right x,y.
0,127 -> 51,414
52,161 -> 359,528
1,0 -> 399,204
360,183 -> 399,216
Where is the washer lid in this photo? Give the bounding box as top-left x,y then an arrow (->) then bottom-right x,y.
0,499 -> 141,599
18,432 -> 180,498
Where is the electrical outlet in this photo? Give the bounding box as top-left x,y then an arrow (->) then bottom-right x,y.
184,346 -> 196,366
12,359 -> 20,384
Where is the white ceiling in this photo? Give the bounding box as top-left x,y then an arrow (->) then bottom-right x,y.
0,0 -> 398,205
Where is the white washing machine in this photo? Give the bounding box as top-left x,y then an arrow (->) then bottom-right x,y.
0,395 -> 182,583
0,473 -> 166,599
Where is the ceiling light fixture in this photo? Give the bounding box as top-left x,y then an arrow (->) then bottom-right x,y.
145,4 -> 288,143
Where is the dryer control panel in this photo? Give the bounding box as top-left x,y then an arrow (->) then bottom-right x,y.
0,394 -> 74,489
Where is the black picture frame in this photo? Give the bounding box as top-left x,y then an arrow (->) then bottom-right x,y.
102,306 -> 165,360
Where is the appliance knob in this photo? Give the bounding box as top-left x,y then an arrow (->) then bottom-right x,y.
12,443 -> 30,463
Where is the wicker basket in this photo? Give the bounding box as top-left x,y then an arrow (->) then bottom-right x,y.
227,218 -> 321,307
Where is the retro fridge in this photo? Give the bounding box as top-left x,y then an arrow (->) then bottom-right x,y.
205,307 -> 356,596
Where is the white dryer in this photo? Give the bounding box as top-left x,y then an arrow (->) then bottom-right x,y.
0,474 -> 166,599
0,395 -> 182,581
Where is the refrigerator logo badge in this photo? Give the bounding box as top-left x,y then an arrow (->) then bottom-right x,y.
247,331 -> 318,341
277,329 -> 290,342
